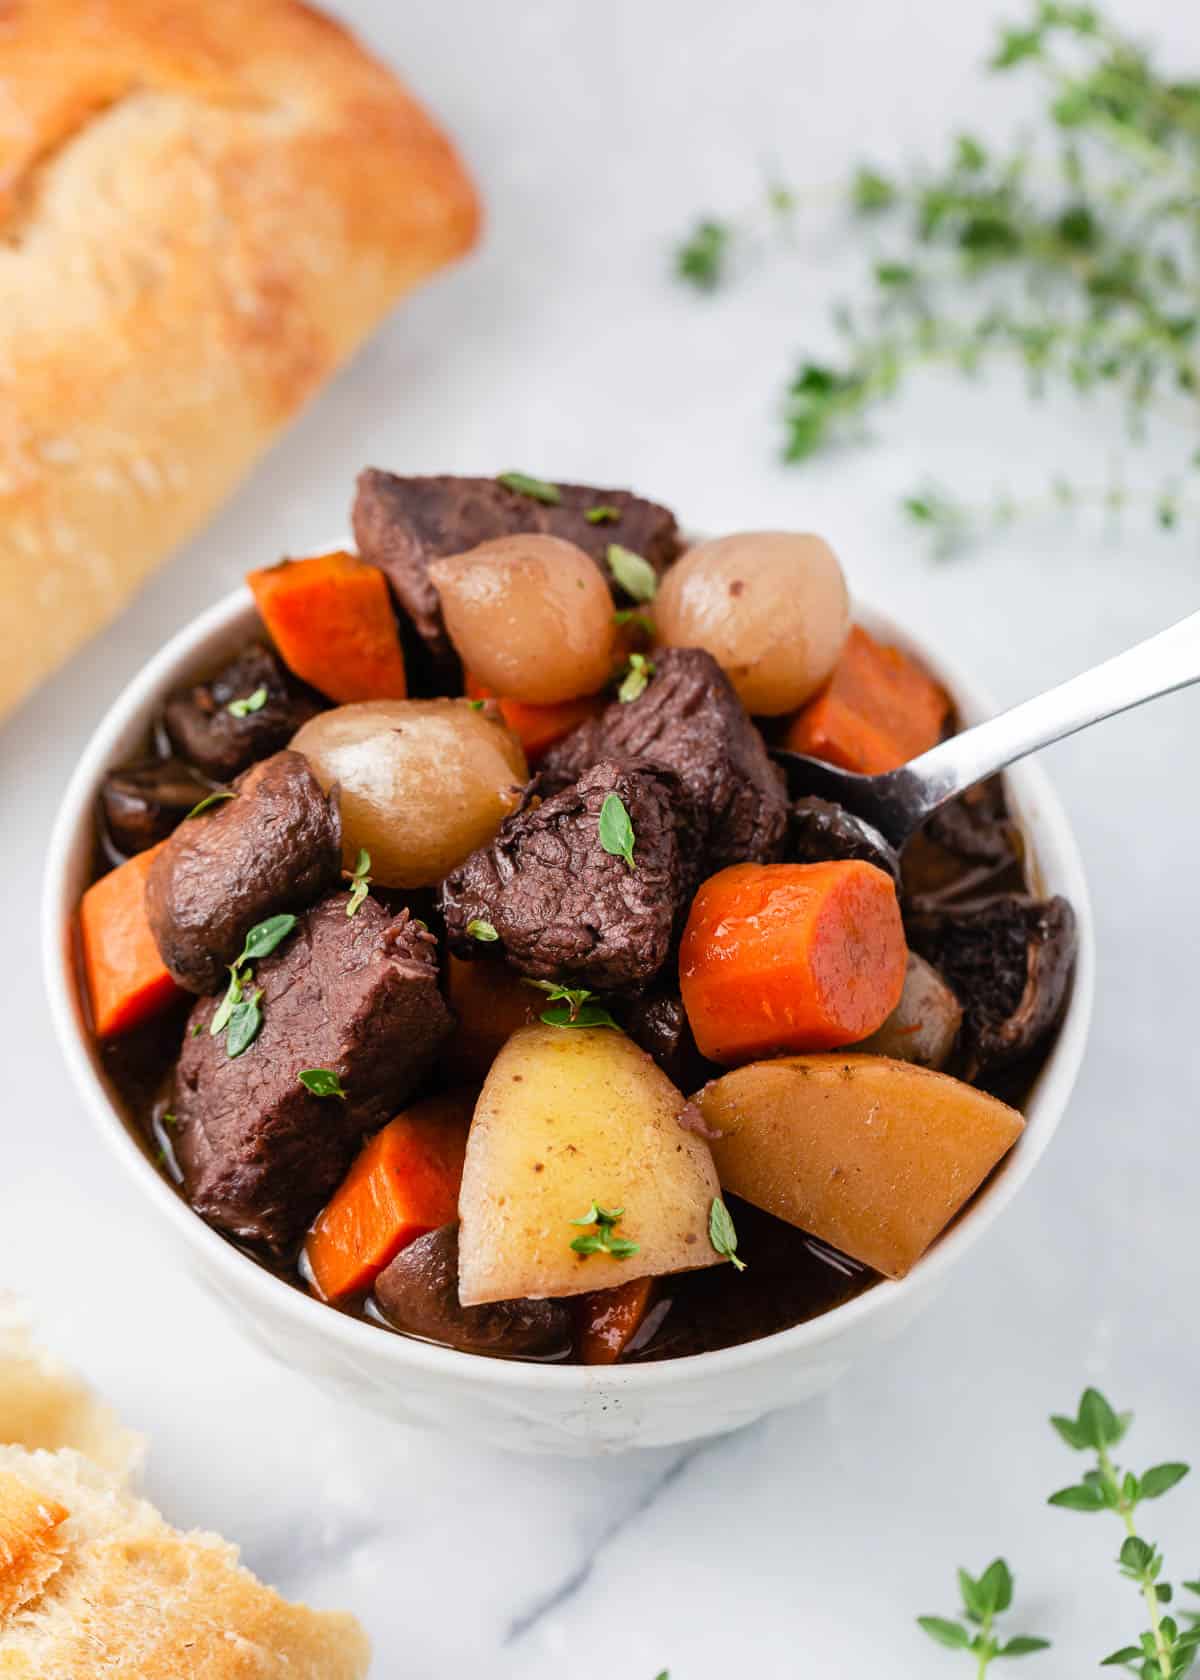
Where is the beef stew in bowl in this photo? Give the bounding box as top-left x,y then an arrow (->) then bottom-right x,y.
64,474 -> 1080,1373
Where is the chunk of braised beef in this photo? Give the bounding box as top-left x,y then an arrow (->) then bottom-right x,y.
787,796 -> 901,886
174,900 -> 452,1253
621,990 -> 718,1094
146,749 -> 341,993
541,648 -> 787,873
906,893 -> 1077,1077
352,470 -> 680,675
373,1224 -> 571,1359
163,643 -> 322,782
100,757 -> 212,857
441,760 -> 694,996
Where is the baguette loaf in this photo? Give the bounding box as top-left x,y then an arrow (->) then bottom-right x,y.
0,0 -> 480,719
0,1447 -> 370,1678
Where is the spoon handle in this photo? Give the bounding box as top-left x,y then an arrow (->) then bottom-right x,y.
899,608 -> 1200,823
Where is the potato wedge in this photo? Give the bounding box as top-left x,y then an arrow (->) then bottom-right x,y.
700,1054 -> 1023,1279
458,1025 -> 723,1305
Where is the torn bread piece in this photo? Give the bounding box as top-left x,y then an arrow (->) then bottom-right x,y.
0,1297 -> 142,1480
0,1446 -> 370,1679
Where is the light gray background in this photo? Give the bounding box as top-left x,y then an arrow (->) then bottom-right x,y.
3,2 -> 1198,1673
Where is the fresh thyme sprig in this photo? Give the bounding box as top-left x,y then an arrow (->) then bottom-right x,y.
918,1558 -> 1050,1672
1049,1388 -> 1196,1678
674,2 -> 1200,551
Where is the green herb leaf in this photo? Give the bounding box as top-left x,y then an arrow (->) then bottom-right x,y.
497,471 -> 561,505
612,608 -> 655,635
568,1201 -> 640,1259
571,1202 -> 624,1227
240,914 -> 297,963
917,1617 -> 971,1651
185,789 -> 235,821
598,791 -> 636,870
298,1068 -> 346,1099
708,1197 -> 746,1271
618,652 -> 655,703
606,544 -> 658,603
210,966 -> 244,1037
1078,1389 -> 1125,1451
676,218 -> 732,290
344,849 -> 372,918
227,685 -> 268,719
852,166 -> 897,213
1050,1413 -> 1090,1451
585,505 -> 621,524
1139,1463 -> 1190,1500
1000,1635 -> 1051,1656
979,1559 -> 1014,1616
467,698 -> 486,711
467,918 -> 499,943
225,989 -> 263,1059
1101,1648 -> 1144,1667
541,1000 -> 619,1029
524,978 -> 619,1030
1047,1482 -> 1107,1512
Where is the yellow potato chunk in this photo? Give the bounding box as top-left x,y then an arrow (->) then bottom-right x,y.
700,1054 -> 1023,1279
458,1025 -> 723,1305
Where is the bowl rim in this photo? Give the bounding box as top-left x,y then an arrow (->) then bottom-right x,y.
42,579 -> 1095,1394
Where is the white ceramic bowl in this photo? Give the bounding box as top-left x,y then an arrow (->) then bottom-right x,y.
42,583 -> 1094,1456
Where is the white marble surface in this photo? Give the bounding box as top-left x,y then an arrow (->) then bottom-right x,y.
4,0 -> 1200,1672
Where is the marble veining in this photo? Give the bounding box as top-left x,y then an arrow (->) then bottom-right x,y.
4,0 -> 1199,1672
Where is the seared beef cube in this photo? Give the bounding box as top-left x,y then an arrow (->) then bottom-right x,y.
542,648 -> 787,873
146,750 -> 340,993
175,900 -> 452,1252
352,470 -> 680,673
621,990 -> 717,1094
100,757 -> 212,857
374,1225 -> 571,1358
440,760 -> 693,996
788,796 -> 901,886
906,893 -> 1077,1077
163,643 -> 321,782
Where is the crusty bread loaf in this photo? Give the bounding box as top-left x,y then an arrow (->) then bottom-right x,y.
0,1447 -> 371,1678
0,0 -> 479,719
0,1297 -> 142,1479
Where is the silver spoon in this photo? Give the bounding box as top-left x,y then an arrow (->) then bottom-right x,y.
771,608 -> 1200,852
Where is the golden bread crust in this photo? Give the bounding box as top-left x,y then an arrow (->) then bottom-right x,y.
0,0 -> 480,716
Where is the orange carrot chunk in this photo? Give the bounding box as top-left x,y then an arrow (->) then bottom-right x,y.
465,673 -> 601,762
784,624 -> 951,775
79,843 -> 181,1038
679,861 -> 908,1065
575,1277 -> 657,1366
247,550 -> 407,704
304,1092 -> 472,1302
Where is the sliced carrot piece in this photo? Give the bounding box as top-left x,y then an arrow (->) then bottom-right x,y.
784,624 -> 951,775
679,860 -> 908,1064
79,842 -> 181,1038
247,550 -> 407,704
304,1092 -> 472,1302
465,673 -> 601,762
575,1277 -> 656,1365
